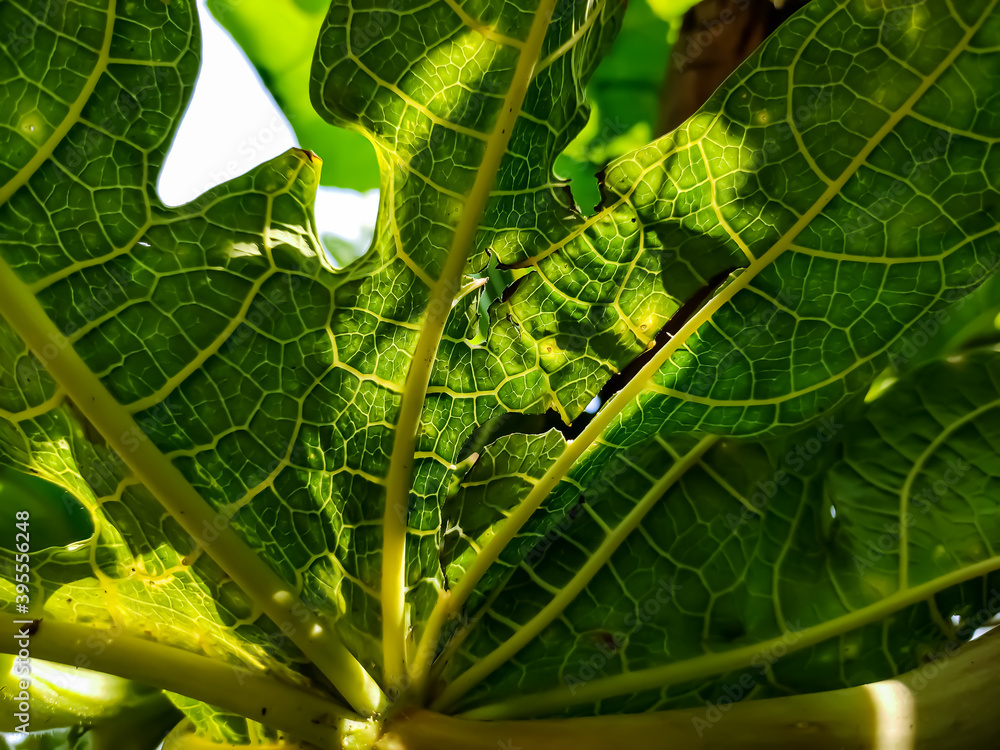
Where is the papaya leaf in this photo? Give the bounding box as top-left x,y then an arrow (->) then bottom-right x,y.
434,351 -> 1000,716
0,0 -> 999,747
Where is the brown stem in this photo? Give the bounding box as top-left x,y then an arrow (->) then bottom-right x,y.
659,0 -> 810,134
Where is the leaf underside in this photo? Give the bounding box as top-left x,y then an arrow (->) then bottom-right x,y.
0,0 -> 999,744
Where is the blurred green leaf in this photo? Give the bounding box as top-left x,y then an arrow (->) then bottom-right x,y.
893,269 -> 1000,372
556,0 -> 680,212
0,656 -> 176,739
647,0 -> 704,18
319,233 -> 366,268
0,468 -> 92,552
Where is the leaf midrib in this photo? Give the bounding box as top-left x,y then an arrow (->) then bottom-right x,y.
0,612 -> 366,747
0,11 -> 386,713
381,0 -> 560,693
0,253 -> 388,713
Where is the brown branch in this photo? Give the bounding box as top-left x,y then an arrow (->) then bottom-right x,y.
659,0 -> 810,133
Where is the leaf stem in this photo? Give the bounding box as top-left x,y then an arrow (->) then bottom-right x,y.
0,613 -> 378,749
457,555 -> 1000,719
0,257 -> 386,716
380,0 -> 559,694
430,435 -> 717,712
381,626 -> 1000,749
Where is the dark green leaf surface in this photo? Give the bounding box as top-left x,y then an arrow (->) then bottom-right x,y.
499,0 -> 1000,426
437,352 -> 1000,716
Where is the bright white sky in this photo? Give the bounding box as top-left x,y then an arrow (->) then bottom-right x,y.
157,0 -> 378,246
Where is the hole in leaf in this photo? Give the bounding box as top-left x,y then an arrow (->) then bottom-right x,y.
564,265 -> 738,437
459,265 -> 738,463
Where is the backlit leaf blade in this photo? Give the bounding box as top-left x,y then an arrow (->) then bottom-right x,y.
436,351 -> 1000,717
425,0 -> 1000,690
441,429 -> 567,588
308,0 -> 630,674
497,0 -> 1000,425
2,0 -> 1000,741
0,0 -> 387,724
0,0 -> 630,721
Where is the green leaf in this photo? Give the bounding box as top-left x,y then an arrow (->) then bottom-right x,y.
433,351 -> 1000,717
206,0 -> 380,191
0,467 -> 92,550
1,0 -> 999,746
307,0 -> 630,689
497,0 -> 1000,426
441,430 -> 567,587
648,0 -> 704,18
165,697 -> 279,747
0,0 -> 386,729
890,266 -> 1000,372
